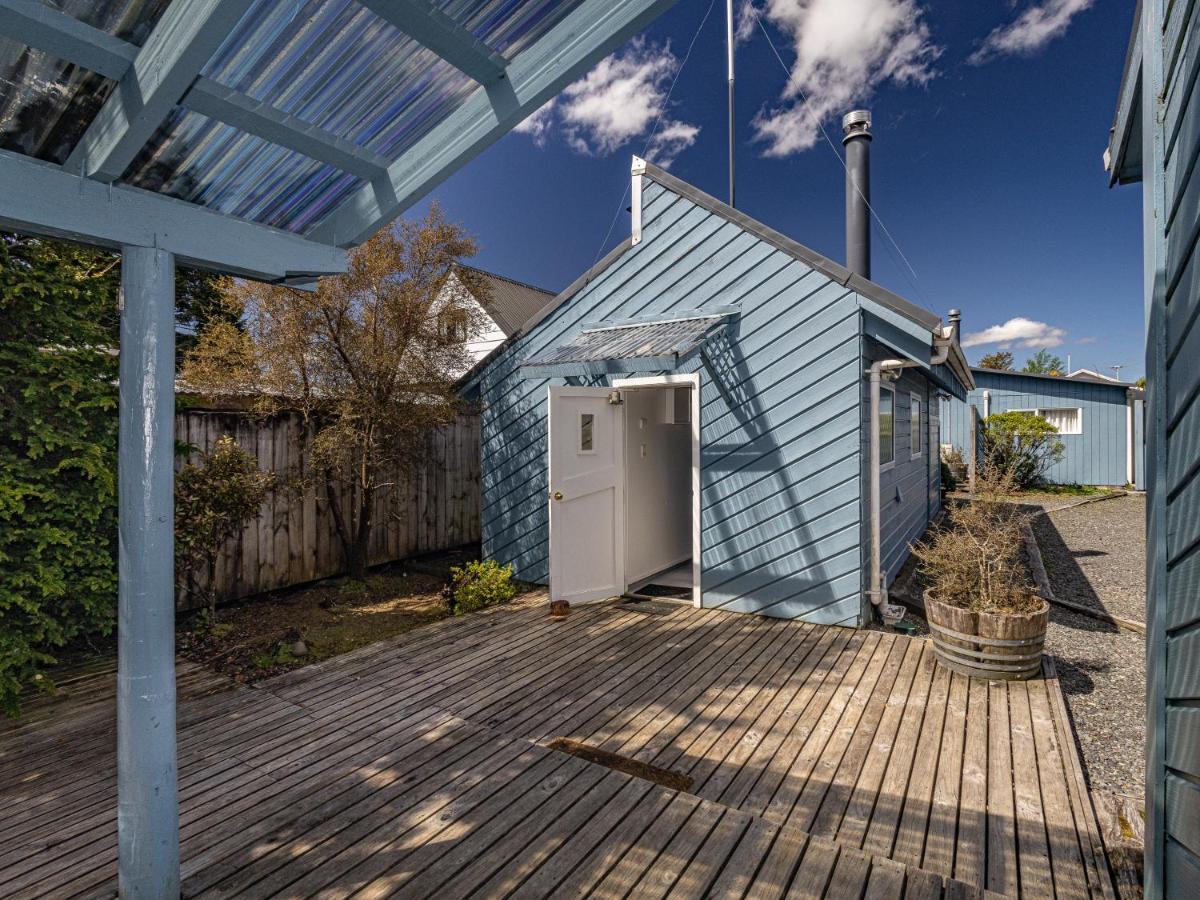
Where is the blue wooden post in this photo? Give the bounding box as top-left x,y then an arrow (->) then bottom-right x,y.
117,245 -> 179,897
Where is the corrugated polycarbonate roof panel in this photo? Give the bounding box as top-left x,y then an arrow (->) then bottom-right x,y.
440,0 -> 587,57
124,108 -> 365,232
0,1 -> 169,163
522,314 -> 729,370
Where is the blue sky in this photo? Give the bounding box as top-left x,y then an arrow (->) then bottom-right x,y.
413,0 -> 1144,380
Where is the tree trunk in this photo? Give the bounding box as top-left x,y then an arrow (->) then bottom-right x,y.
347,485 -> 373,581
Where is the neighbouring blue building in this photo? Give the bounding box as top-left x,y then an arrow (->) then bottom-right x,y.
1107,0 -> 1200,895
462,156 -> 973,627
940,368 -> 1145,488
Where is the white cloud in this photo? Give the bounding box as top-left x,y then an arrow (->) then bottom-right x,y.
1076,335 -> 1098,345
746,0 -> 941,157
962,317 -> 1067,349
968,0 -> 1093,65
513,102 -> 555,147
511,39 -> 699,168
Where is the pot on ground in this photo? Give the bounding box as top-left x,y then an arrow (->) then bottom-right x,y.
924,589 -> 1049,681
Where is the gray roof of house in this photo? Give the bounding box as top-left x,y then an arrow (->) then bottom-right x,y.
459,266 -> 556,336
971,366 -> 1143,393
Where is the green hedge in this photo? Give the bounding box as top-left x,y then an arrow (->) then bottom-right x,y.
0,235 -> 120,714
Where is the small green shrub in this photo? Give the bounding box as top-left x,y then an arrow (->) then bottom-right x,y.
176,435 -> 273,615
983,410 -> 1065,489
444,559 -> 516,615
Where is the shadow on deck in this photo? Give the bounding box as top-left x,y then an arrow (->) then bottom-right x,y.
0,596 -> 1115,898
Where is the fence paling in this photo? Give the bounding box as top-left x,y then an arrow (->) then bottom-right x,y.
174,409 -> 481,610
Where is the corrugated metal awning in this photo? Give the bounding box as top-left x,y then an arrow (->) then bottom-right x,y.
520,308 -> 735,378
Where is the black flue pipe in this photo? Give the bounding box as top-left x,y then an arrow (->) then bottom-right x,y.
842,109 -> 872,279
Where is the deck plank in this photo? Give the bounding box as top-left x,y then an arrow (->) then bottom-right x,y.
0,603 -> 1111,900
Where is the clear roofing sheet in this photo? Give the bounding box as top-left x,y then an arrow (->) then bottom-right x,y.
1,0 -> 597,235
0,1 -> 169,162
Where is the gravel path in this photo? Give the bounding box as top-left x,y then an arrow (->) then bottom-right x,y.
1032,494 -> 1146,797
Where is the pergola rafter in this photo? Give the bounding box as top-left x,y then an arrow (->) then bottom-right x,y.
62,0 -> 257,182
359,0 -> 509,84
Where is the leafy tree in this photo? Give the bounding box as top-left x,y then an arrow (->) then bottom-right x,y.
983,410 -> 1065,488
175,267 -> 238,366
0,234 -> 120,713
175,436 -> 274,617
977,351 -> 1014,371
182,206 -> 487,580
1022,350 -> 1065,376
1136,376 -> 1146,388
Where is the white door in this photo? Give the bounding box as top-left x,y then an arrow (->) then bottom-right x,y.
548,387 -> 625,604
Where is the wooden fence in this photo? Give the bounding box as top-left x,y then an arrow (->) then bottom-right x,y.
174,408 -> 481,609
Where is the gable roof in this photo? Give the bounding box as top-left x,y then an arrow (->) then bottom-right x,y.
460,161 -> 971,392
457,266 -> 556,336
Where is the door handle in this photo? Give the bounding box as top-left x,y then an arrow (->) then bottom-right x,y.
552,491 -> 563,501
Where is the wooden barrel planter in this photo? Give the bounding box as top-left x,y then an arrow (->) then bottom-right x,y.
924,590 -> 1049,680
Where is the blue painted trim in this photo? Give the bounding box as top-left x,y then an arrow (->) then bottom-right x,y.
181,78 -> 392,181
358,0 -> 508,83
0,0 -> 136,79
307,0 -> 682,247
0,148 -> 347,280
64,0 -> 256,182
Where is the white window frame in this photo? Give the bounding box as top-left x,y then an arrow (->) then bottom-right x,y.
910,392 -> 923,459
1010,406 -> 1084,436
879,384 -> 896,471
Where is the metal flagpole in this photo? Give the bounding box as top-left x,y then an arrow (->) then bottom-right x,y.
726,0 -> 735,207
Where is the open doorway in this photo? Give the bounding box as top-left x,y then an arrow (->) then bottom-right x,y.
617,379 -> 698,604
547,375 -> 700,607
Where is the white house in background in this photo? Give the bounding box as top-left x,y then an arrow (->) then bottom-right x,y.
438,266 -> 556,364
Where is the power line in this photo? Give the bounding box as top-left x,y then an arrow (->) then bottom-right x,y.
590,0 -> 718,272
751,10 -> 933,313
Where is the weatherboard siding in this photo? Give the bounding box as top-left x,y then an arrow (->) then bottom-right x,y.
477,177 -> 866,625
940,371 -> 1136,485
1159,0 -> 1200,889
860,345 -> 939,594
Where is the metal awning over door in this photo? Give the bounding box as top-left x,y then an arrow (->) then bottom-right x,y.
520,307 -> 736,378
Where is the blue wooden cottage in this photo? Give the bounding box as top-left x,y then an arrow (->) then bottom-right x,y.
940,368 -> 1145,488
463,155 -> 973,627
1107,0 -> 1200,894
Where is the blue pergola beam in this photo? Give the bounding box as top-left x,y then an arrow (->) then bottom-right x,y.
183,78 -> 391,181
359,0 -> 507,84
64,0 -> 256,182
310,0 -> 680,248
0,0 -> 136,79
0,148 -> 346,281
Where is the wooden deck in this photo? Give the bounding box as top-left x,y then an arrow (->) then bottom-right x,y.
0,597 -> 1114,898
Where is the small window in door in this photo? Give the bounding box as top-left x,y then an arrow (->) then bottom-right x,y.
580,413 -> 594,452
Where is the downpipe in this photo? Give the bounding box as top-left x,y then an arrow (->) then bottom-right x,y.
866,328 -> 954,612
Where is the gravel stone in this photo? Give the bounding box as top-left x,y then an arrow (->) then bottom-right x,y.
1032,494 -> 1146,797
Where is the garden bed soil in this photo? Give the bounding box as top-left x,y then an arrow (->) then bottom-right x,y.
177,547 -> 525,683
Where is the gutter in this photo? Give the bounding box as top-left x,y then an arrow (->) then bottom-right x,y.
866,312 -> 957,612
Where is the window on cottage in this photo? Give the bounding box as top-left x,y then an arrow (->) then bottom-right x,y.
879,387 -> 895,467
1037,407 -> 1082,435
910,394 -> 923,458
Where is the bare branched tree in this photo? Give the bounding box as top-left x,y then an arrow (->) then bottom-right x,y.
182,206 -> 489,579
